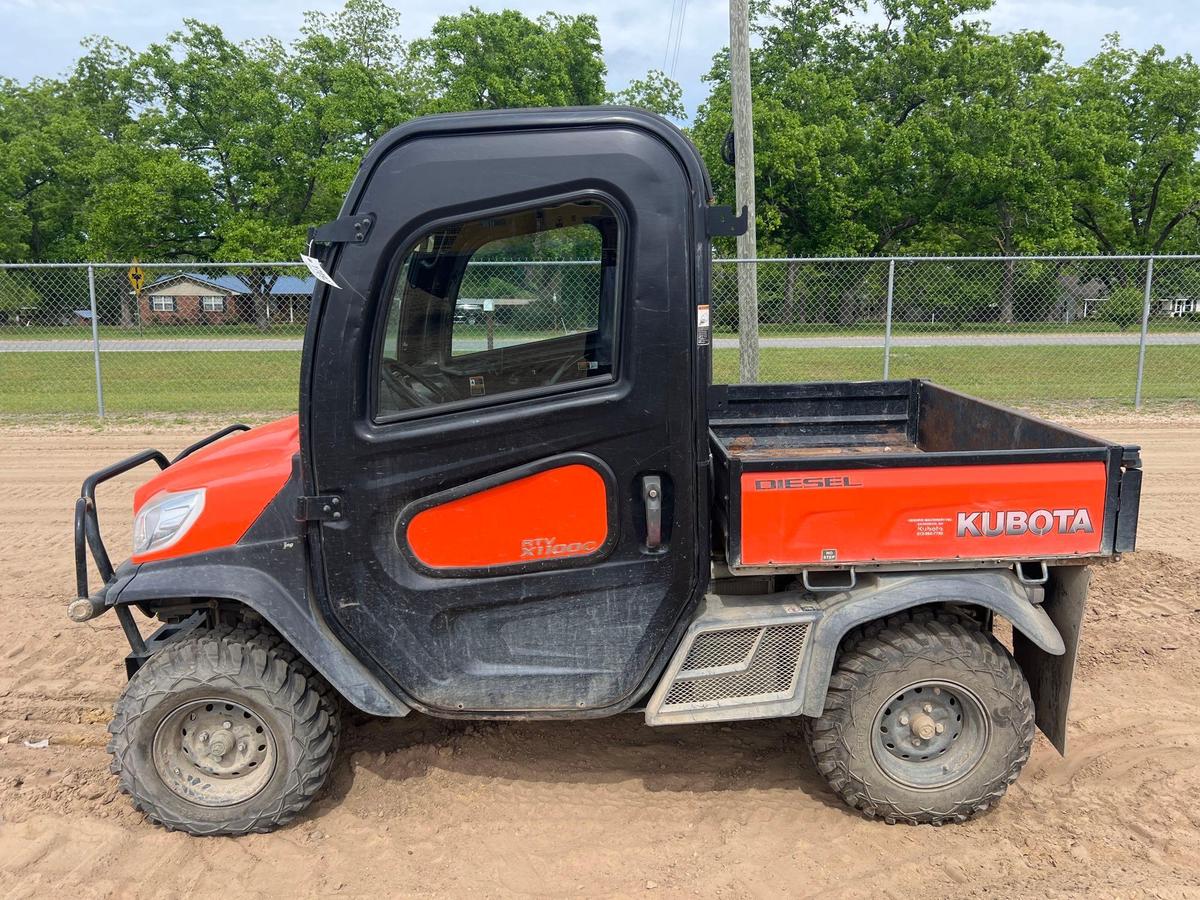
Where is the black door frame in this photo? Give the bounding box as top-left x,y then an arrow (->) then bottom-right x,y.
299,108 -> 716,719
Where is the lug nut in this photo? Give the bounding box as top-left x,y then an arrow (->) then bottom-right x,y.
899,715 -> 909,726
198,731 -> 209,742
223,721 -> 232,729
935,723 -> 945,734
922,704 -> 933,714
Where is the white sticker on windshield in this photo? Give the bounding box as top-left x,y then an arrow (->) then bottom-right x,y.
301,254 -> 340,288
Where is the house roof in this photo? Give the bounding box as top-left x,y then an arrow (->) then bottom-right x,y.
145,272 -> 316,296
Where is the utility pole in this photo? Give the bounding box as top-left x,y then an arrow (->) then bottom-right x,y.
729,0 -> 758,382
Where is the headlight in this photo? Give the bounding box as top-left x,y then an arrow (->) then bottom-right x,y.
133,489 -> 205,555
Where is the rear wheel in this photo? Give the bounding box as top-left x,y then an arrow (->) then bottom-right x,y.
805,611 -> 1034,825
108,628 -> 338,835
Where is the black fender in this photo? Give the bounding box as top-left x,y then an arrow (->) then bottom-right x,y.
798,569 -> 1068,730
111,541 -> 410,719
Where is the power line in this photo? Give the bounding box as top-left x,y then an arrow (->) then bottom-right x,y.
662,0 -> 681,72
670,0 -> 689,78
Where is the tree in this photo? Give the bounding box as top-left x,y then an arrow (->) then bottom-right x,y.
688,0 -> 1200,324
0,77 -> 102,260
610,69 -> 686,119
694,0 -> 1062,322
122,3 -> 416,325
1065,39 -> 1200,254
9,0 -> 1199,293
126,22 -> 290,325
1100,286 -> 1145,331
413,8 -> 607,111
692,0 -> 1011,260
287,0 -> 425,216
934,32 -> 1087,320
0,270 -> 42,323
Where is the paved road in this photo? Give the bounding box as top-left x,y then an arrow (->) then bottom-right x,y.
2,332 -> 1199,353
751,332 -> 1200,348
0,338 -> 306,352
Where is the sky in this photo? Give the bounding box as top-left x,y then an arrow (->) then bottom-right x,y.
1,0 -> 1198,120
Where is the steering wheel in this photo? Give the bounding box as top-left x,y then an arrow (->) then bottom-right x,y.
548,354 -> 588,385
381,359 -> 454,407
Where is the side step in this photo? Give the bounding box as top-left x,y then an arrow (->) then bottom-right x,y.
645,593 -> 821,726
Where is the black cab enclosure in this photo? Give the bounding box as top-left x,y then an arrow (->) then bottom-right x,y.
302,108 -> 714,717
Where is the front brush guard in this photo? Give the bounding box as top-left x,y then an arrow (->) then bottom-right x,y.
70,424 -> 249,655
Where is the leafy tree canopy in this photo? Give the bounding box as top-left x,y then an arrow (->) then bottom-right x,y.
1,0 -> 1197,265
0,1 -> 678,262
690,0 -> 1200,260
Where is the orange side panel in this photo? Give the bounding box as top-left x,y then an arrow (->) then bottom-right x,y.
407,463 -> 610,569
739,461 -> 1108,567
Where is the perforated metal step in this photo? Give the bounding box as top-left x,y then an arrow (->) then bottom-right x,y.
645,594 -> 820,726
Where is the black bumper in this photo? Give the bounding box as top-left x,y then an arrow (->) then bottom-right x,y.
72,424 -> 250,653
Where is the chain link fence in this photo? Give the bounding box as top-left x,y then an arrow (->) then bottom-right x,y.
0,263 -> 310,418
1,256 -> 1197,419
713,255 -> 1199,410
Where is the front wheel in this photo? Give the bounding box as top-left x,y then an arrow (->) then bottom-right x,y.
108,628 -> 339,835
805,610 -> 1035,825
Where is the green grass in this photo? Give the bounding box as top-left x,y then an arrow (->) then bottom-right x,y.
0,344 -> 1195,418
713,344 -> 1200,404
0,351 -> 300,416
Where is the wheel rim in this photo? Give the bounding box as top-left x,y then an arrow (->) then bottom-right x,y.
152,698 -> 278,808
870,680 -> 990,791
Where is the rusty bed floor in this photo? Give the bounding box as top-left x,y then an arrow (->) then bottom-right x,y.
719,431 -> 922,459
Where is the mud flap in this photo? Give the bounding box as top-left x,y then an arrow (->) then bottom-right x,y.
1013,566 -> 1090,755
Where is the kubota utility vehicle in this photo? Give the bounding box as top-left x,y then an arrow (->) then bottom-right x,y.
70,109 -> 1142,835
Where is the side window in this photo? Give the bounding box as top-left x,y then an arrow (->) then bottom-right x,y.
376,199 -> 619,419
451,222 -> 604,357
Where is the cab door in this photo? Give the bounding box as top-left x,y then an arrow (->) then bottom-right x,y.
302,110 -> 712,715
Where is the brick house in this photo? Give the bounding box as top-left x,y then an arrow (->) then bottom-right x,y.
141,273 -> 315,325
141,274 -> 244,324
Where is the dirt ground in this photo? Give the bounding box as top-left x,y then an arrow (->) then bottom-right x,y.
1,417 -> 1198,899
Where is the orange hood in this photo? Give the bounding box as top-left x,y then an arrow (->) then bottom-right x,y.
131,416 -> 300,564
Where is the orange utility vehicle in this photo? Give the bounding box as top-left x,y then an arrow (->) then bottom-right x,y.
70,109 -> 1142,835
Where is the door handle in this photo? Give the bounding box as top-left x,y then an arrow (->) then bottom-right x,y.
642,475 -> 663,550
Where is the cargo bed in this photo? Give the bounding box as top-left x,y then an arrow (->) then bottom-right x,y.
709,381 -> 1142,572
